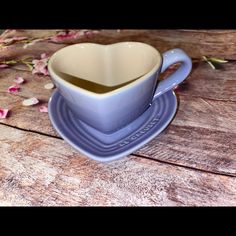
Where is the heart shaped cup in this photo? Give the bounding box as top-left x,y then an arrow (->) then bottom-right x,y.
48,42 -> 192,133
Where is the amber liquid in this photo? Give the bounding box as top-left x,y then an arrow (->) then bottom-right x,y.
56,71 -> 141,94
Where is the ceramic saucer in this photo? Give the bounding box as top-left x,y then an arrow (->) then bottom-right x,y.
48,90 -> 177,162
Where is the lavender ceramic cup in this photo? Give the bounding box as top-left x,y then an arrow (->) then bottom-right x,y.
48,42 -> 192,133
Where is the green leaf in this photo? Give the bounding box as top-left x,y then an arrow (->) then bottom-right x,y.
4,60 -> 18,64
208,57 -> 228,64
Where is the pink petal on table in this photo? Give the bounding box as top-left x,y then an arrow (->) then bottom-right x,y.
44,83 -> 54,89
84,31 -> 93,38
7,85 -> 20,93
13,76 -> 24,84
0,64 -> 9,68
0,108 -> 9,118
41,67 -> 49,76
41,53 -> 48,59
22,97 -> 39,106
76,31 -> 85,37
49,30 -> 81,43
39,105 -> 48,113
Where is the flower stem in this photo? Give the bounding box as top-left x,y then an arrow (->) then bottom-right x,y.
12,67 -> 31,72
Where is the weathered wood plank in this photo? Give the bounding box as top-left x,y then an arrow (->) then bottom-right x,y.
0,69 -> 58,136
1,59 -> 236,176
1,61 -> 236,135
174,95 -> 236,134
63,29 -> 236,60
1,124 -> 236,206
136,125 -> 236,176
2,91 -> 236,176
2,30 -> 236,59
176,62 -> 236,102
1,29 -> 236,178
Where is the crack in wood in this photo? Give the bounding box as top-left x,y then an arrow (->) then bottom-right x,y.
0,122 -> 62,140
132,153 -> 236,178
1,117 -> 236,178
2,118 -> 234,178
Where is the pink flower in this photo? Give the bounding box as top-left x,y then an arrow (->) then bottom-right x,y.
7,85 -> 20,93
13,76 -> 24,84
0,108 -> 9,119
39,105 -> 48,113
32,53 -> 49,76
0,64 -> 9,68
84,30 -> 99,39
49,30 -> 99,43
49,30 -> 78,43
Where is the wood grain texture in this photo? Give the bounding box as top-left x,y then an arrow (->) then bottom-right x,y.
174,95 -> 236,134
1,31 -> 236,176
1,61 -> 236,136
176,62 -> 236,102
1,124 -> 236,206
136,125 -> 236,176
80,30 -> 236,60
2,30 -> 236,60
0,68 -> 58,136
1,29 -> 236,206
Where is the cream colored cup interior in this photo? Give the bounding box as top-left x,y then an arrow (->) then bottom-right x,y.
50,42 -> 161,87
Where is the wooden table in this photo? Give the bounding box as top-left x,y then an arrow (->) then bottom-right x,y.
0,30 -> 236,206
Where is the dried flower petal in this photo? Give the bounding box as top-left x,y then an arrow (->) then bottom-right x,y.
41,53 -> 47,59
0,108 -> 9,118
49,30 -> 78,42
44,83 -> 54,90
0,64 -> 9,68
13,76 -> 24,84
22,97 -> 39,106
39,105 -> 48,113
49,30 -> 99,43
8,85 -> 20,93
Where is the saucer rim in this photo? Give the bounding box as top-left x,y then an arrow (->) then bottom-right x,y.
48,90 -> 177,162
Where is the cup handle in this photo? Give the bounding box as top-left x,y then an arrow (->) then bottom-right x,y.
153,48 -> 192,100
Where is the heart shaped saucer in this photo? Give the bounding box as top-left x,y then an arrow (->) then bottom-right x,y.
48,90 -> 177,162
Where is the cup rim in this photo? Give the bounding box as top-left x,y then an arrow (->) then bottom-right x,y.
48,42 -> 162,98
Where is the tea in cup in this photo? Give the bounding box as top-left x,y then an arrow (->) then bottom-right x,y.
48,42 -> 192,133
